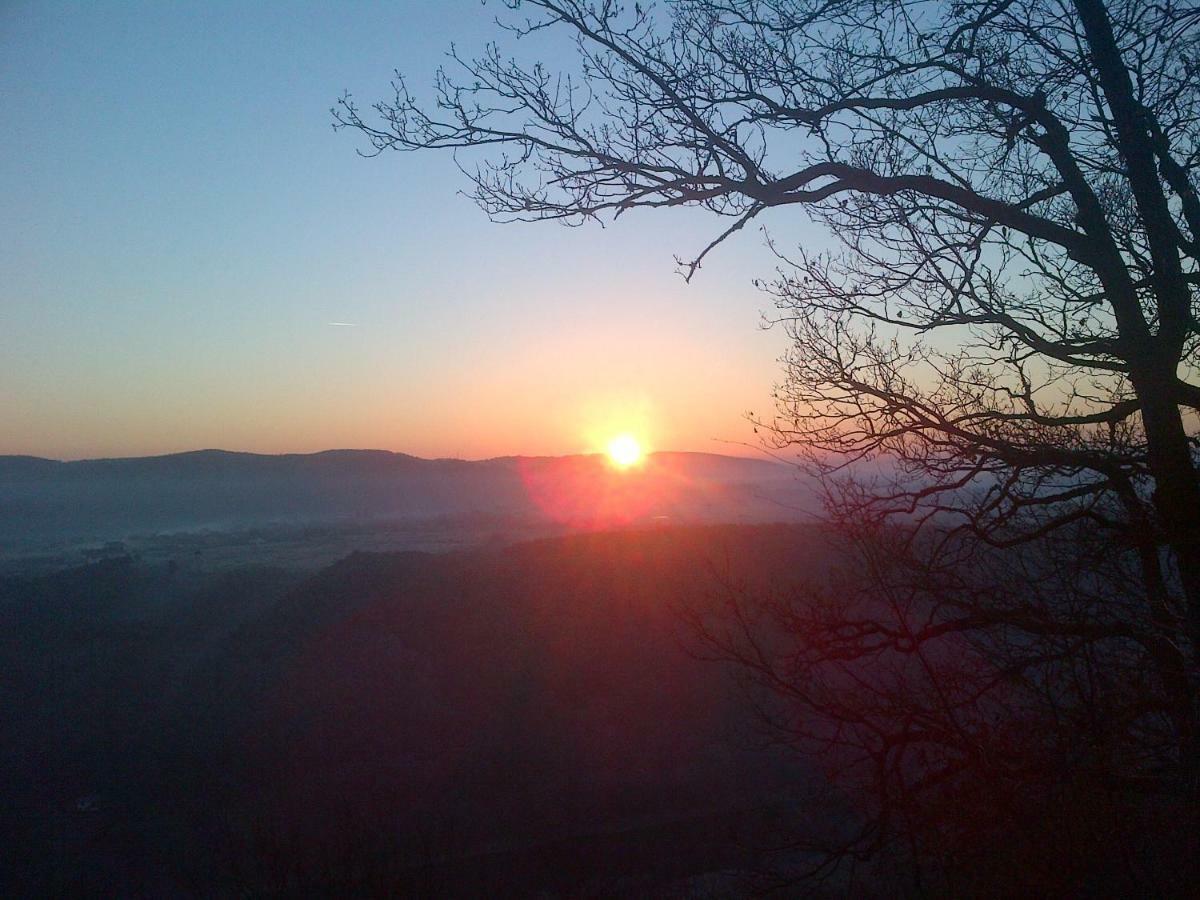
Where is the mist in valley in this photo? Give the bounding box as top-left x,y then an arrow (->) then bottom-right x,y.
2,490 -> 835,895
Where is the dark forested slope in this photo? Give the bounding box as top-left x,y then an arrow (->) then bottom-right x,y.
2,524 -> 834,896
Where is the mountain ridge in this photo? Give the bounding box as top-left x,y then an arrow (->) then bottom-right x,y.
0,447 -> 784,470
0,447 -> 813,556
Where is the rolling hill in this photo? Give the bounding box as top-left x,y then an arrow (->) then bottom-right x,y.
0,449 -> 818,561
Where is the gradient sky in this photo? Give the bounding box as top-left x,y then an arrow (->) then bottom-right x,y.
1,1 -> 826,461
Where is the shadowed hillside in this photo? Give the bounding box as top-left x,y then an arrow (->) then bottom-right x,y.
1,524 -> 836,896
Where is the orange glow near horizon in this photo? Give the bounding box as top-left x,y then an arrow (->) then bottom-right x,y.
516,451 -> 696,529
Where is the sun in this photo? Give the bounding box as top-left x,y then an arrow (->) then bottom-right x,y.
606,433 -> 644,469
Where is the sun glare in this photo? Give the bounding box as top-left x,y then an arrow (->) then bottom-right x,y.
606,434 -> 643,469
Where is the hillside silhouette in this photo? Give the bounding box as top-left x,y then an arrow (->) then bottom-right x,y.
0,450 -> 816,570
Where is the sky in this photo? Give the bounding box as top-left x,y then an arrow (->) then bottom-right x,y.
1,0 -> 823,461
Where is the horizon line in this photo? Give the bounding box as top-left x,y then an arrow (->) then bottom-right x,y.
0,446 -> 783,466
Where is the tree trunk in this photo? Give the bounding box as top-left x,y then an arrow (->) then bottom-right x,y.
1138,375 -> 1200,646
1074,0 -> 1200,649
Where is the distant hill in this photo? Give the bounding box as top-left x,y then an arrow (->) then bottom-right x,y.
0,449 -> 817,553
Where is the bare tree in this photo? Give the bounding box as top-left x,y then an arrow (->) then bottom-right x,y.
687,518 -> 1196,891
334,0 -> 1198,626
335,0 -> 1200,885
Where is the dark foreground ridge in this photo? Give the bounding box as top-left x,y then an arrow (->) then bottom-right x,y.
1,523 -> 832,897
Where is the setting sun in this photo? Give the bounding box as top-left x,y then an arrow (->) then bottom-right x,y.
606,434 -> 644,468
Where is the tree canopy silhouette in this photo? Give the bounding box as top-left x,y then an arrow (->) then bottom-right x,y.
336,1 -> 1200,883
335,0 -> 1199,622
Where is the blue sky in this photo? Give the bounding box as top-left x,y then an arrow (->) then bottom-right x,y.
1,1 -> 817,459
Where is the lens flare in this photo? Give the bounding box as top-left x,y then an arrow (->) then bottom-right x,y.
606,434 -> 643,468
